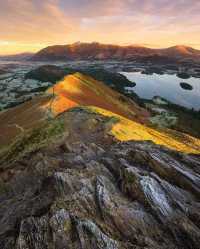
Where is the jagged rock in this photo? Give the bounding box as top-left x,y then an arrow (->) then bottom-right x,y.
148,151 -> 200,197
50,209 -> 73,248
16,215 -> 50,249
0,117 -> 200,248
95,176 -> 116,219
76,219 -> 118,249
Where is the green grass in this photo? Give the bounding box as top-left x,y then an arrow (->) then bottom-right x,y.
0,117 -> 65,167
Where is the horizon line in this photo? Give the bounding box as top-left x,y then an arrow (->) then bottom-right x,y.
0,42 -> 200,56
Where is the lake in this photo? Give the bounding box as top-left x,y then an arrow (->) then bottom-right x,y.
121,72 -> 200,111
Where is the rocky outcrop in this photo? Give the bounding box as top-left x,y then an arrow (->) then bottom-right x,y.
0,109 -> 200,249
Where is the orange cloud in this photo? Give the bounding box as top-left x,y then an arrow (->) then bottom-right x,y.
0,0 -> 200,54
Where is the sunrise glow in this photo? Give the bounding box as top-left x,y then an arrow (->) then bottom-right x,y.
1,0 -> 200,55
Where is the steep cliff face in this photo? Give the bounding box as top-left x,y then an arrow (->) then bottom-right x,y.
0,109 -> 200,249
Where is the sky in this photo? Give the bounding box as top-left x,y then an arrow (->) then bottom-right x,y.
0,0 -> 200,55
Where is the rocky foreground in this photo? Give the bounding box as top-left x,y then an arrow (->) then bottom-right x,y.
0,109 -> 200,249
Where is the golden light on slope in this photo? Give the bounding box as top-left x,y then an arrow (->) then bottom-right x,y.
88,106 -> 200,154
42,73 -> 200,154
45,72 -> 150,123
1,72 -> 200,155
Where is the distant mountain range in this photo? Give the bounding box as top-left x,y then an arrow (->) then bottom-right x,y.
1,43 -> 200,62
30,43 -> 200,61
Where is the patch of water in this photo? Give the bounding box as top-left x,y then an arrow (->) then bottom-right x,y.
122,72 -> 200,110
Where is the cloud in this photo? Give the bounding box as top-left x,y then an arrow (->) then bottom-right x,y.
0,0 -> 200,53
0,0 -> 73,43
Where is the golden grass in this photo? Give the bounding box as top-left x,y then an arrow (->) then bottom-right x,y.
45,73 -> 149,123
88,106 -> 200,154
1,72 -> 200,155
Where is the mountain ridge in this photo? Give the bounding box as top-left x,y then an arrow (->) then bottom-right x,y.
30,42 -> 200,61
1,72 -> 200,248
0,72 -> 200,154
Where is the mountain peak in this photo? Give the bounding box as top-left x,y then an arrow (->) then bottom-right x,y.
31,42 -> 200,61
166,45 -> 200,55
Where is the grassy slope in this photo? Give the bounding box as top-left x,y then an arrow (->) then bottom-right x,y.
0,72 -> 200,155
0,117 -> 65,166
0,96 -> 51,148
45,72 -> 150,123
0,73 -> 148,148
88,106 -> 200,154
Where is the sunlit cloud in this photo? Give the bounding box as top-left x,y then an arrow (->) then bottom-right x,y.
0,0 -> 200,54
